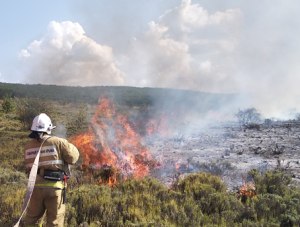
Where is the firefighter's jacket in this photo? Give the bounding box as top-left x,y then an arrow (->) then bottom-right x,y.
24,136 -> 79,189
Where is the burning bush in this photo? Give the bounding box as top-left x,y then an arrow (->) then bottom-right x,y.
71,97 -> 159,185
238,182 -> 256,203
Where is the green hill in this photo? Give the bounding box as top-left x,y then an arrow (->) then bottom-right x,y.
0,82 -> 235,111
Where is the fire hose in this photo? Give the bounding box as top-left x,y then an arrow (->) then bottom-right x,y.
13,136 -> 50,227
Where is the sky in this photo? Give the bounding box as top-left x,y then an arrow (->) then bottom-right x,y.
0,0 -> 300,118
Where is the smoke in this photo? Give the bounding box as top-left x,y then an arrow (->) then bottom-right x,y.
19,21 -> 124,86
123,0 -> 242,92
54,123 -> 67,138
19,0 -> 300,119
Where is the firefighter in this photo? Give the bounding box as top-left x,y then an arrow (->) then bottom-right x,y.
22,113 -> 79,227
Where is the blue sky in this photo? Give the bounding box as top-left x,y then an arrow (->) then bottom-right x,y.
0,0 -> 300,117
0,1 -> 73,77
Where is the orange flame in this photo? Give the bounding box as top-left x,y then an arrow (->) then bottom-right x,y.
71,97 -> 157,184
238,181 -> 256,203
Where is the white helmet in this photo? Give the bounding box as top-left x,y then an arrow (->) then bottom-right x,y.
31,113 -> 56,134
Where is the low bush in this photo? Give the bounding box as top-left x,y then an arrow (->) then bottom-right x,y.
0,184 -> 26,226
2,170 -> 300,226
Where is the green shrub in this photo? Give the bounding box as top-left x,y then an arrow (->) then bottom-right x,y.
1,96 -> 15,113
249,169 -> 292,196
174,173 -> 243,225
14,98 -> 56,129
0,167 -> 27,184
0,184 -> 26,226
66,184 -> 115,225
66,106 -> 89,137
0,132 -> 28,171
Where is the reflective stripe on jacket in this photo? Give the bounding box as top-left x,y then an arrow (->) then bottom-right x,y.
24,136 -> 79,188
35,180 -> 64,189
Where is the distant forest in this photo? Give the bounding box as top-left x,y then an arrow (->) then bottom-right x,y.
0,82 -> 235,111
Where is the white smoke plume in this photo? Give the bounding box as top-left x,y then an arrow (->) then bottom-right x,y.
125,0 -> 242,92
19,21 -> 124,86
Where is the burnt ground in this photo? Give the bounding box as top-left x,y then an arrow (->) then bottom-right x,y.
146,121 -> 300,190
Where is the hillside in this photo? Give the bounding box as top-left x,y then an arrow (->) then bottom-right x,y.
0,82 -> 235,110
1,83 -> 300,226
